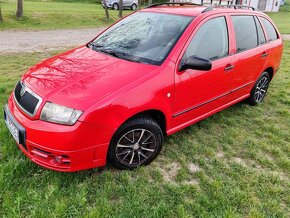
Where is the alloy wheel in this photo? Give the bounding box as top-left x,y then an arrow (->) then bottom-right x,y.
113,4 -> 118,10
255,76 -> 269,102
115,129 -> 157,167
132,4 -> 137,10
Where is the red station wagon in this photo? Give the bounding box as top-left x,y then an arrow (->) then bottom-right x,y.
4,3 -> 283,171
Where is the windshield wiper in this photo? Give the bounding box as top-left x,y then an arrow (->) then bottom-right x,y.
96,48 -> 122,58
89,45 -> 146,64
87,42 -> 104,50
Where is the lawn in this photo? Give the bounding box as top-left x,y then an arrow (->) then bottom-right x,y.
0,0 -> 290,34
0,0 -> 131,30
0,41 -> 289,216
267,0 -> 290,34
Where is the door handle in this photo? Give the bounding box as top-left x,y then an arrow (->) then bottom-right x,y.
224,64 -> 234,71
261,52 -> 268,58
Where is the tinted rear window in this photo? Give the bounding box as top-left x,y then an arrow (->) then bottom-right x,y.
231,16 -> 258,52
260,17 -> 278,41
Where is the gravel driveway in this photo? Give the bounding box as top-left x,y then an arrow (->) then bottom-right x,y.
0,28 -> 289,54
0,27 -> 105,53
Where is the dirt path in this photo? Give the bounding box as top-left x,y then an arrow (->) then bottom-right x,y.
0,27 -> 105,53
0,28 -> 289,54
283,34 -> 290,41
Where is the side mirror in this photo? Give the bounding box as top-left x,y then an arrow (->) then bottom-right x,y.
179,55 -> 212,71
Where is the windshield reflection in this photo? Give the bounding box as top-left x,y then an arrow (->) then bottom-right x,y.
89,12 -> 193,65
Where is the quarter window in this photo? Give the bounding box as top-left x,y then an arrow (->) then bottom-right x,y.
231,16 -> 258,52
260,17 -> 278,41
184,17 -> 229,60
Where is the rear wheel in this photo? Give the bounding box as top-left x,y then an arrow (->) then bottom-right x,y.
131,3 -> 137,10
108,116 -> 164,170
248,71 -> 270,106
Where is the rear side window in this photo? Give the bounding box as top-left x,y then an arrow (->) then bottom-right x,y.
254,16 -> 266,45
260,17 -> 278,41
231,16 -> 258,52
184,16 -> 228,60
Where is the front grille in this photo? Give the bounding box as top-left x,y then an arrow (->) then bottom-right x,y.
14,81 -> 42,117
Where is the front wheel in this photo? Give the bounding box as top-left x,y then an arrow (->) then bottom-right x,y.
248,71 -> 270,106
108,116 -> 164,170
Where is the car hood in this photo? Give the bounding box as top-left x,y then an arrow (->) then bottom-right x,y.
22,46 -> 158,111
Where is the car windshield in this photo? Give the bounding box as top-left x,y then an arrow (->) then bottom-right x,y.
88,12 -> 194,65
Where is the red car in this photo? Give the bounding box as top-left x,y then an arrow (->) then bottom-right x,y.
4,3 -> 283,171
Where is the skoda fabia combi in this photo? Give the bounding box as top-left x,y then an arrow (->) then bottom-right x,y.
4,3 -> 283,171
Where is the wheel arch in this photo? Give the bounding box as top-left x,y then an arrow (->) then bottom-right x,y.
120,109 -> 167,136
263,67 -> 274,80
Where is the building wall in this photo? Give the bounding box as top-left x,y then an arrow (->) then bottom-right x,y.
170,0 -> 280,11
242,0 -> 280,11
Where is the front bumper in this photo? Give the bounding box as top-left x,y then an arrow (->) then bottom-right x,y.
4,95 -> 115,172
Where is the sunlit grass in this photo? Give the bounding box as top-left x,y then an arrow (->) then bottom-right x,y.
267,0 -> 290,34
0,1 -> 131,30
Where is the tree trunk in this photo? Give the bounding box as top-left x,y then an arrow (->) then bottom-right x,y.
102,0 -> 110,22
0,6 -> 3,22
118,0 -> 123,18
138,0 -> 141,10
16,0 -> 23,19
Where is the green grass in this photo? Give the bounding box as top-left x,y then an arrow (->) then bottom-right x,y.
0,42 -> 289,216
267,0 -> 290,34
0,0 -> 289,34
0,1 -> 131,30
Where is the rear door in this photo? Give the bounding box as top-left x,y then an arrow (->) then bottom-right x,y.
259,16 -> 283,72
229,14 -> 270,95
172,15 -> 236,129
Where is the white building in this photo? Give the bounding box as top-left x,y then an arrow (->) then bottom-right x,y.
240,0 -> 281,12
170,0 -> 281,12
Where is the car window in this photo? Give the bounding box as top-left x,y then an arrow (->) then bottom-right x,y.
231,15 -> 258,52
184,16 -> 229,61
260,17 -> 278,41
90,12 -> 193,65
254,16 -> 266,45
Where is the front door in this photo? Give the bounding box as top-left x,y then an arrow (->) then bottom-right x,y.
172,16 -> 235,130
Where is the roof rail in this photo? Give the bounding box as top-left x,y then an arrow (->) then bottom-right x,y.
146,2 -> 258,12
146,2 -> 202,8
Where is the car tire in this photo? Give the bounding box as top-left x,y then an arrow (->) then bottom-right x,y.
248,71 -> 271,106
131,3 -> 137,10
112,3 -> 119,10
108,116 -> 164,170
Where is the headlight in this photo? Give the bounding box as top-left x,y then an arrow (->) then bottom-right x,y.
40,102 -> 83,125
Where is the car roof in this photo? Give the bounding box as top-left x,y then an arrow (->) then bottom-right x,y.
141,5 -> 264,17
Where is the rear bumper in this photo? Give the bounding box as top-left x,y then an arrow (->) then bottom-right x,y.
4,95 -> 115,172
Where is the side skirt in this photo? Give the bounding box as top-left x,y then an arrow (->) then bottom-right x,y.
167,94 -> 250,135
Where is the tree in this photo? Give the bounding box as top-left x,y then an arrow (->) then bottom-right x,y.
102,0 -> 110,22
16,0 -> 23,19
118,0 -> 123,18
0,5 -> 3,22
